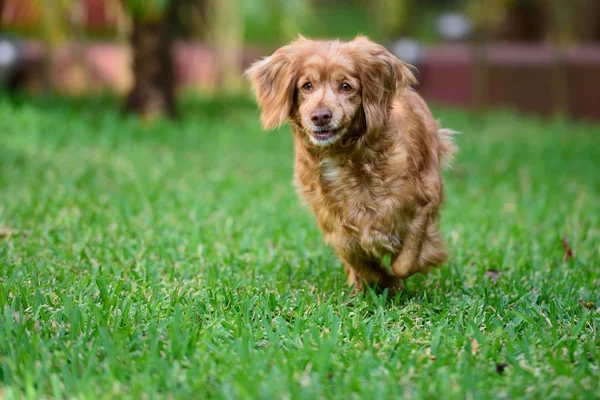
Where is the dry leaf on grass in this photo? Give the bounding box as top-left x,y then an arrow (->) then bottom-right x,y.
0,227 -> 15,238
484,269 -> 505,284
579,300 -> 595,309
563,236 -> 574,261
470,338 -> 479,356
0,227 -> 30,239
496,363 -> 508,374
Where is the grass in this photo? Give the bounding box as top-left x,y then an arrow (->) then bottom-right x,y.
0,95 -> 599,399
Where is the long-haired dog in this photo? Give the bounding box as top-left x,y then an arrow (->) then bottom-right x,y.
246,36 -> 456,292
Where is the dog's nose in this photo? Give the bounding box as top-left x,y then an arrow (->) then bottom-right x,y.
311,109 -> 332,127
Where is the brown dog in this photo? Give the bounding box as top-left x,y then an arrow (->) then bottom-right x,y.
246,36 -> 456,292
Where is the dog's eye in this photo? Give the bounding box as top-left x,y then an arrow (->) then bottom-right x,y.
341,83 -> 353,92
302,82 -> 313,92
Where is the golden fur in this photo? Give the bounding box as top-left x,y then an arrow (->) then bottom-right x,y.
246,36 -> 457,292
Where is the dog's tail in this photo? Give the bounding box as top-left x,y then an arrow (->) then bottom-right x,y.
438,128 -> 459,169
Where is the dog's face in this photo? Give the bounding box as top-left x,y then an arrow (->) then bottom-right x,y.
293,55 -> 363,146
246,36 -> 415,148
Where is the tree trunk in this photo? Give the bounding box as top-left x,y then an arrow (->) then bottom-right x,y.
209,0 -> 244,93
125,7 -> 177,119
547,0 -> 572,117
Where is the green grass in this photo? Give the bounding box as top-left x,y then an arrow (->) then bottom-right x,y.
1,95 -> 599,399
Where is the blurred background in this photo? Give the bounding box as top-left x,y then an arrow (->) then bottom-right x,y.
0,0 -> 599,120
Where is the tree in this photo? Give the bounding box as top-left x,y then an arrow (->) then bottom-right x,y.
124,0 -> 312,114
544,0 -> 588,116
466,0 -> 515,110
206,0 -> 312,93
206,0 -> 245,93
34,0 -> 74,93
123,0 -> 180,119
368,0 -> 412,39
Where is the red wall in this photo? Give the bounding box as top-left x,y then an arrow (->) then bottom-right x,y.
2,0 -> 117,30
418,44 -> 600,121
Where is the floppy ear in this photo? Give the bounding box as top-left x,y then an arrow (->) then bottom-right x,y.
245,45 -> 297,130
352,36 -> 416,132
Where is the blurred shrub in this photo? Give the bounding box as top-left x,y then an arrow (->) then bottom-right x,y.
123,0 -> 171,22
243,0 -> 313,45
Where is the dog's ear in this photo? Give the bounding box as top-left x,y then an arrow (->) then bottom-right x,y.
245,45 -> 297,130
351,36 -> 416,132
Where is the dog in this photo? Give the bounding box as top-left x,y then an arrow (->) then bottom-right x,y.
246,36 -> 456,292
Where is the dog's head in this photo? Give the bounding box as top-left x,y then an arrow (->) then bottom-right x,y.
245,36 -> 415,148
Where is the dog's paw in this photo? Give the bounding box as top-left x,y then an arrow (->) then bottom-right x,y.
391,253 -> 419,279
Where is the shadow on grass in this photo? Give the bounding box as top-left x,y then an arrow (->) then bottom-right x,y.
340,280 -> 432,310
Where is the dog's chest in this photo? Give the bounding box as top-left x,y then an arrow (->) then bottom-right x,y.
296,155 -> 404,254
319,157 -> 344,185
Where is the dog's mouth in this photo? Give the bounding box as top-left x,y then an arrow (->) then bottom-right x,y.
311,127 -> 343,141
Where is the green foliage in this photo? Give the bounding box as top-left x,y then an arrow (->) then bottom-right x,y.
33,0 -> 75,45
544,0 -> 589,45
372,0 -> 411,37
466,0 -> 516,33
243,0 -> 313,42
122,0 -> 172,21
0,96 -> 599,398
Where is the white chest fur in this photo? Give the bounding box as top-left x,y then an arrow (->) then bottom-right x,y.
319,157 -> 342,184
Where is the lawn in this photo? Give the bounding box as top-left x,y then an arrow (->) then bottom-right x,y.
1,96 -> 599,399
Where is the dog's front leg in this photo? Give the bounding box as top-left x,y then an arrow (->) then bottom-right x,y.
343,263 -> 363,293
339,251 -> 402,293
391,203 -> 433,279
